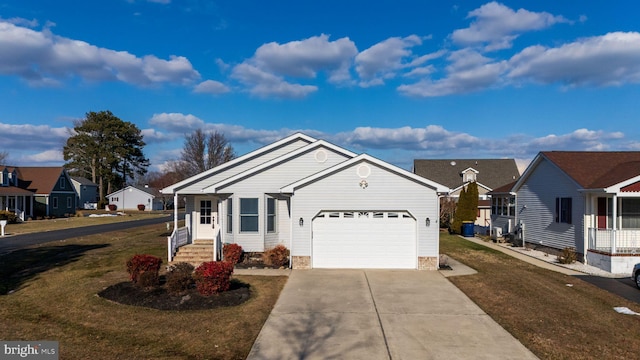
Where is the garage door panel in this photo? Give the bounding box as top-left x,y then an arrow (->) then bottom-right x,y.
312,211 -> 416,269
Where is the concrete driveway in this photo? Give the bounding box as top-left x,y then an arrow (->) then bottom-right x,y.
247,269 -> 538,359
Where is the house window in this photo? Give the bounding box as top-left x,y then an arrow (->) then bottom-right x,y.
52,197 -> 58,209
508,196 -> 515,216
620,198 -> 640,229
227,198 -> 233,233
555,197 -> 572,224
67,197 -> 72,208
267,197 -> 276,233
200,200 -> 212,225
240,198 -> 259,232
60,177 -> 66,189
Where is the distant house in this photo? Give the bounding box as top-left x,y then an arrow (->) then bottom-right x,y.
0,166 -> 76,219
512,151 -> 640,274
413,159 -> 520,229
107,185 -> 163,211
487,181 -> 517,238
70,176 -> 99,209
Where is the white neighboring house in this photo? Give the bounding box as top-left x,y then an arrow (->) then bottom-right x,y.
162,133 -> 449,270
70,176 -> 98,210
107,185 -> 163,211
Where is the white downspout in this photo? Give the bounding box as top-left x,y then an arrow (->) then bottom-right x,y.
173,193 -> 178,232
289,195 -> 294,269
612,194 -> 618,254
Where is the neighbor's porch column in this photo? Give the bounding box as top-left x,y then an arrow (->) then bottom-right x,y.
30,196 -> 34,218
611,194 -> 618,254
173,193 -> 179,231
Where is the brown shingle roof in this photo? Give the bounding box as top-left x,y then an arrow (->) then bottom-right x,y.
14,167 -> 65,194
542,152 -> 640,188
413,159 -> 520,190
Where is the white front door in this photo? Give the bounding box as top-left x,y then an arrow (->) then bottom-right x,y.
196,197 -> 217,240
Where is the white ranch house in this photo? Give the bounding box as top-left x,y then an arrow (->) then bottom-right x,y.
162,133 -> 449,270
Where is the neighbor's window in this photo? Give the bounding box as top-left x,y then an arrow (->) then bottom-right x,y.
227,198 -> 233,233
67,197 -> 72,208
620,198 -> 640,229
267,197 -> 276,233
240,198 -> 259,232
52,197 -> 58,209
200,200 -> 212,225
555,197 -> 572,224
508,196 -> 516,216
60,177 -> 66,189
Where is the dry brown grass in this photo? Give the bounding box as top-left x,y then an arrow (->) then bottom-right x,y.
4,211 -> 170,235
440,232 -> 640,360
0,223 -> 287,359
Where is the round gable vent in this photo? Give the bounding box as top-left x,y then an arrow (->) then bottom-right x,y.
315,150 -> 328,163
357,164 -> 371,178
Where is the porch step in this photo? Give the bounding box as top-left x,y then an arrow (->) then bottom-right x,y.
171,241 -> 215,267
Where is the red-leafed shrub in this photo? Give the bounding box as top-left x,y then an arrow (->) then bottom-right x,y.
223,243 -> 243,265
137,204 -> 146,211
108,204 -> 117,211
193,261 -> 234,296
262,245 -> 289,267
126,254 -> 163,287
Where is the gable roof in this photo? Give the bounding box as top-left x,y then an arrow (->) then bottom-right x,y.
204,139 -> 356,193
162,132 -> 316,194
281,154 -> 450,194
14,167 -> 67,195
107,185 -> 159,198
413,159 -> 520,190
487,181 -> 517,195
70,176 -> 97,186
539,151 -> 640,189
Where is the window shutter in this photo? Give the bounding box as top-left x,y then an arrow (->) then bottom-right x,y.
555,198 -> 559,223
567,198 -> 572,224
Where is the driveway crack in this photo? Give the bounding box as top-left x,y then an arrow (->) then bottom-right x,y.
364,271 -> 392,360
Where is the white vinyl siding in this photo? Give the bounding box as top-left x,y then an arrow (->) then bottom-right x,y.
516,159 -> 585,254
290,160 -> 438,260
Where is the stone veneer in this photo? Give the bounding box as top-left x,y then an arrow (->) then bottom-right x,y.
292,256 -> 311,269
418,256 -> 438,270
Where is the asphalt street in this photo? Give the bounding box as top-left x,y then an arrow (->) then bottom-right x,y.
0,215 -> 173,255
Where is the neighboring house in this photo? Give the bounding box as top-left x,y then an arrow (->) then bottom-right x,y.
107,185 -> 164,211
162,133 -> 449,270
512,151 -> 640,274
0,166 -> 76,219
487,181 -> 517,238
70,176 -> 99,209
413,159 -> 520,229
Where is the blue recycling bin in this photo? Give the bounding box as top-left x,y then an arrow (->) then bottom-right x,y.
461,222 -> 474,237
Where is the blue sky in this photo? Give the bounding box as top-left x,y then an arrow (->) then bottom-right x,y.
1,1 -> 640,173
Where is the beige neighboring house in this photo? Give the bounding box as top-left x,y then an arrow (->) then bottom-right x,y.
107,185 -> 164,211
413,159 -> 520,230
71,176 -> 99,210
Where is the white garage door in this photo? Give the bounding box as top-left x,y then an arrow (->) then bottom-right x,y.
312,211 -> 416,269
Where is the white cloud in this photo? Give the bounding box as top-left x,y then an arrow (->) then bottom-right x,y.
0,122 -> 69,149
508,32 -> 640,87
231,63 -> 317,99
355,35 -> 431,86
525,128 -> 625,151
22,150 -> 63,163
193,80 -> 230,94
148,113 -> 207,133
0,20 -> 200,87
451,2 -> 568,50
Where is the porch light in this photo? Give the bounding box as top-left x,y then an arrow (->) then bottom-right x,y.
299,217 -> 304,226
426,217 -> 431,227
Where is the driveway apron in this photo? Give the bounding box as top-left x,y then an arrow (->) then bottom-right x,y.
247,269 -> 538,360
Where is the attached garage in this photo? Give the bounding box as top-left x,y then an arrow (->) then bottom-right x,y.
312,211 -> 416,269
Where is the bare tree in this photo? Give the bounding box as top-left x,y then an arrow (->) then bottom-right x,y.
181,130 -> 235,176
0,150 -> 7,165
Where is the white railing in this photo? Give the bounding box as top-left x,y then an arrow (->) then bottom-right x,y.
15,209 -> 24,222
588,228 -> 640,254
167,226 -> 189,262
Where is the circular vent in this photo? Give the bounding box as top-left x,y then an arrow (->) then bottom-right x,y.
357,164 -> 371,178
315,150 -> 328,163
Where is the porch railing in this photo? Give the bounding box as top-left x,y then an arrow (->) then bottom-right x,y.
167,226 -> 189,262
588,228 -> 640,254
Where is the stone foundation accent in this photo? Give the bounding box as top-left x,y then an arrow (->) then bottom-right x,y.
292,256 -> 311,269
418,256 -> 438,270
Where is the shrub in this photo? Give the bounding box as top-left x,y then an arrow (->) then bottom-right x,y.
137,204 -> 145,211
193,261 -> 234,296
557,247 -> 577,264
223,243 -> 243,265
0,210 -> 18,224
126,254 -> 163,287
166,262 -> 195,294
262,245 -> 289,267
108,204 -> 117,211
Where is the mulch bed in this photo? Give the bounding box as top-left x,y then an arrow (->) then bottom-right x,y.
98,280 -> 251,311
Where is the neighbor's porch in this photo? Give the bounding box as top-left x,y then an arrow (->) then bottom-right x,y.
0,191 -> 34,221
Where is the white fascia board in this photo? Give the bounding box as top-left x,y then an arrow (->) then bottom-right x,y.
281,154 -> 450,194
602,174 -> 640,193
451,181 -> 491,193
460,167 -> 480,174
203,140 -> 357,193
160,132 -> 317,194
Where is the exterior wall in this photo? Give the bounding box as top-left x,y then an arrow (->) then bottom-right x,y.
176,139 -> 312,194
290,159 -> 439,261
586,252 -> 640,274
264,198 -> 290,249
476,207 -> 490,227
491,215 -> 515,234
516,159 -> 585,254
108,188 -> 156,211
72,181 -> 98,208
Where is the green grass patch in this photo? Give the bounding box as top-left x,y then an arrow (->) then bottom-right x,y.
441,232 -> 640,359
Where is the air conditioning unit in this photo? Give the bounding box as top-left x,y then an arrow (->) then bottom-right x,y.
491,227 -> 503,241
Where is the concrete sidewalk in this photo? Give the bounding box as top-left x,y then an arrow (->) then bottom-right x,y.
247,269 -> 538,360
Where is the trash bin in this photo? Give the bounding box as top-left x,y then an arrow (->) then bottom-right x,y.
461,221 -> 474,237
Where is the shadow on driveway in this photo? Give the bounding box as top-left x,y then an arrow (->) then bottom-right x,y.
0,243 -> 110,295
573,275 -> 640,304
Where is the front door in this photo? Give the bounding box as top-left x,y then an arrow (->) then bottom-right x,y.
196,197 -> 217,240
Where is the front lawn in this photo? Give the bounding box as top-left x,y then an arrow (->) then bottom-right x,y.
0,223 -> 287,359
441,232 -> 640,359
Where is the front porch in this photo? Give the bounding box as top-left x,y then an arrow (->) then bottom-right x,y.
0,192 -> 34,221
